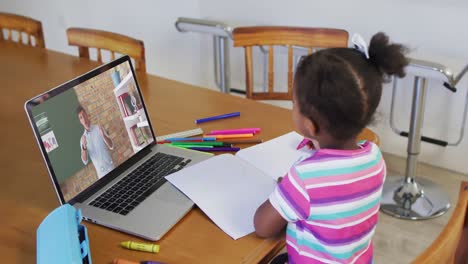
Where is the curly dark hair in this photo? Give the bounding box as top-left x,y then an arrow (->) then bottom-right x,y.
294,32 -> 409,140
76,104 -> 86,116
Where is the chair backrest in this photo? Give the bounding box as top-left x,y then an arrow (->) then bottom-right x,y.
0,12 -> 45,48
412,181 -> 468,264
232,26 -> 348,100
66,27 -> 146,72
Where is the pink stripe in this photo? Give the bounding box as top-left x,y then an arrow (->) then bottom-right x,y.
286,235 -> 373,263
310,204 -> 381,226
301,214 -> 378,242
303,158 -> 385,186
300,145 -> 373,166
306,169 -> 385,199
318,141 -> 372,156
310,186 -> 383,207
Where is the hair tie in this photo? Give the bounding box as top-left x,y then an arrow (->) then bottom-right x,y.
351,33 -> 369,59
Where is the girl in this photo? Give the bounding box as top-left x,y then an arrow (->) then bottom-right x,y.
254,32 -> 409,264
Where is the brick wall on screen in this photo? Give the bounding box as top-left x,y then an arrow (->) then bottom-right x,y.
60,69 -> 135,200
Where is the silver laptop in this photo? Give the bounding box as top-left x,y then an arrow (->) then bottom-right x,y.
25,56 -> 210,240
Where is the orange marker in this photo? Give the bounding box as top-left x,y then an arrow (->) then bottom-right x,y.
113,258 -> 139,264
213,133 -> 253,139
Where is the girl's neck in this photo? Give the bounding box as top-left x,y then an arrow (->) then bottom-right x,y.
317,136 -> 359,150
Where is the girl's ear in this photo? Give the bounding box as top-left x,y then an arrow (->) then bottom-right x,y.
304,117 -> 318,137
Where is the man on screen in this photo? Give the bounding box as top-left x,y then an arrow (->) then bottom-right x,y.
77,104 -> 115,178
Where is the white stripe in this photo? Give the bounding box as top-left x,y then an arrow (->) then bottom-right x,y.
311,188 -> 383,214
287,240 -> 341,264
296,144 -> 379,173
289,168 -> 309,200
270,188 -> 300,221
305,161 -> 384,188
305,206 -> 380,229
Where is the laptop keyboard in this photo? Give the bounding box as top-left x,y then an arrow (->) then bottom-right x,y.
89,152 -> 191,215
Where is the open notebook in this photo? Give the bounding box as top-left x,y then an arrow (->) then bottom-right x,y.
166,131 -> 313,239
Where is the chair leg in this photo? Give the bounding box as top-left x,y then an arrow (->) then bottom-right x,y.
381,76 -> 451,220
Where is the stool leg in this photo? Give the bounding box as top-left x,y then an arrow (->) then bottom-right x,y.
381,76 -> 451,220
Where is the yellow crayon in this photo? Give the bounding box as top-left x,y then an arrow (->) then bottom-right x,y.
120,241 -> 160,253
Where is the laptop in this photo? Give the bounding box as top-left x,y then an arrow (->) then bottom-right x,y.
25,56 -> 210,241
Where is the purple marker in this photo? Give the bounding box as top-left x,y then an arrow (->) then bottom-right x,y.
188,147 -> 240,152
195,112 -> 240,124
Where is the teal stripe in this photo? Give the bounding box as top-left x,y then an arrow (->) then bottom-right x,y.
307,196 -> 381,220
299,151 -> 382,179
286,229 -> 370,259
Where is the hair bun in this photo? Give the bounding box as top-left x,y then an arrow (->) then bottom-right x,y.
368,32 -> 409,78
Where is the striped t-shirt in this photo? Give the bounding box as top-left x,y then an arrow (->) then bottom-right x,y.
269,141 -> 386,264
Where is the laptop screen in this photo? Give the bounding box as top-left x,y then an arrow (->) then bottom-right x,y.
26,57 -> 154,202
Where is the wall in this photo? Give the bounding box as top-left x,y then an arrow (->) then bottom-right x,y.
2,0 -> 468,174
198,0 -> 468,175
0,0 -> 204,86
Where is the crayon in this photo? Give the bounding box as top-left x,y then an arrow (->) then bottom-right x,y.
120,241 -> 160,253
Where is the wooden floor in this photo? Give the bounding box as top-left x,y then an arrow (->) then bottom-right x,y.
269,152 -> 468,264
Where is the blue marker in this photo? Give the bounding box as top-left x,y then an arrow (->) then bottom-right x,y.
165,137 -> 216,142
195,112 -> 240,124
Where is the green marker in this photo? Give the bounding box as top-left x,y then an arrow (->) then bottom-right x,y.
172,141 -> 225,146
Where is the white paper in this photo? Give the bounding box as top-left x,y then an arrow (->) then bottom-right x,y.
166,154 -> 276,239
236,131 -> 312,180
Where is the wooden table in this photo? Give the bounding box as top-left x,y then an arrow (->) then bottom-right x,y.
0,42 -> 293,264
0,42 -> 389,264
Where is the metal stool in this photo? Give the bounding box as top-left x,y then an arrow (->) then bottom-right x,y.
381,58 -> 468,220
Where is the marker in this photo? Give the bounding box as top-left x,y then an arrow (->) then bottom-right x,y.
167,145 -> 215,156
214,133 -> 253,139
165,137 -> 217,142
171,144 -> 214,148
113,259 -> 138,264
113,259 -> 165,264
195,112 -> 240,124
120,241 -> 160,253
188,147 -> 240,152
171,141 -> 226,146
221,139 -> 263,144
296,138 -> 311,150
208,128 -> 261,135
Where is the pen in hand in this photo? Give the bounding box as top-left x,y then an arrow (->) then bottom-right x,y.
296,138 -> 312,150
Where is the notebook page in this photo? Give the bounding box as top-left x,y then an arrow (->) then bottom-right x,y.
235,131 -> 313,180
166,154 -> 276,240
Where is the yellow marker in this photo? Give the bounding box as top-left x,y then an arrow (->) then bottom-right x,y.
120,241 -> 160,253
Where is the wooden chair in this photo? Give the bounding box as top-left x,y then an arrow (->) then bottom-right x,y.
412,181 -> 468,264
233,26 -> 380,145
232,26 -> 348,100
66,27 -> 146,72
0,12 -> 45,48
